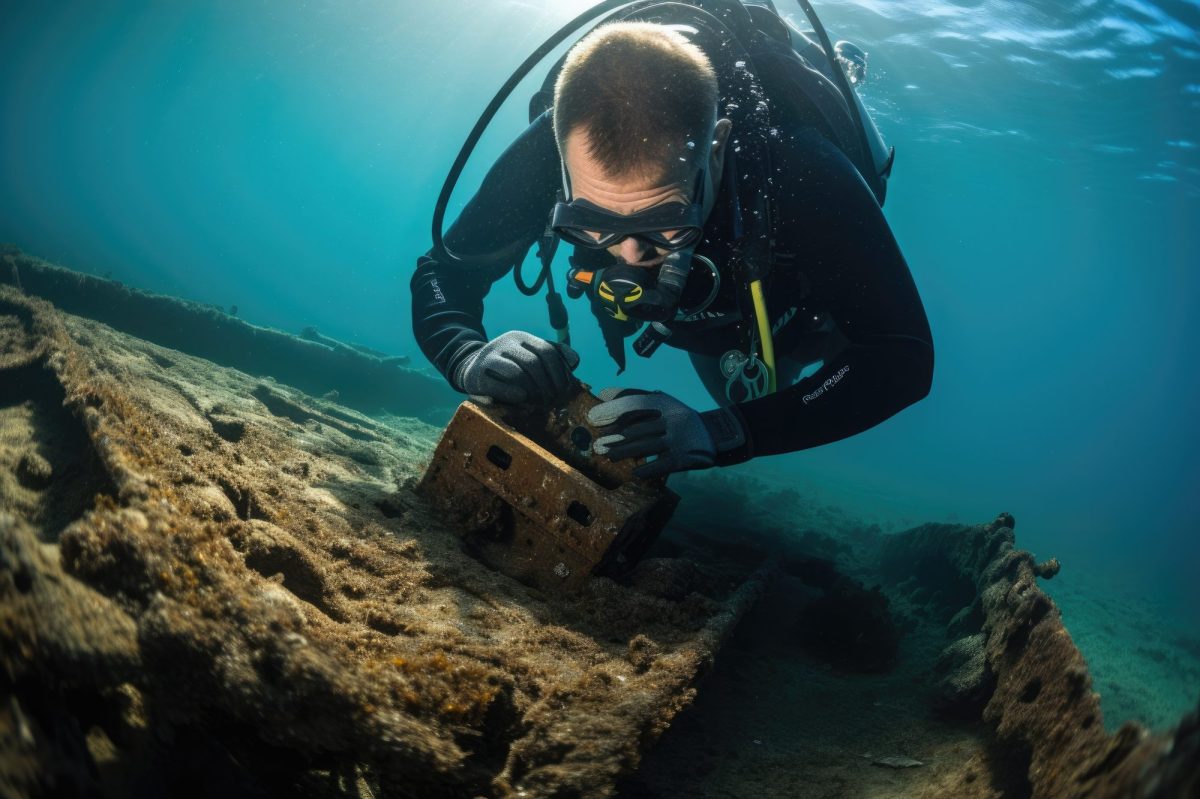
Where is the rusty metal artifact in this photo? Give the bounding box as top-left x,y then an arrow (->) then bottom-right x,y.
417,386 -> 679,590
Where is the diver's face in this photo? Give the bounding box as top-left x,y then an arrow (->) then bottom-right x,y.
561,120 -> 731,268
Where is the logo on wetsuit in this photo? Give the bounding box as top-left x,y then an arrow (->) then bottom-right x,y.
802,364 -> 850,404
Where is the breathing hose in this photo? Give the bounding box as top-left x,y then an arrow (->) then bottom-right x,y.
793,0 -> 877,187
430,0 -> 642,266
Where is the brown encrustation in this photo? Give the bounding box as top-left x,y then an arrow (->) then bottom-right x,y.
0,286 -> 769,798
2,279 -> 1196,798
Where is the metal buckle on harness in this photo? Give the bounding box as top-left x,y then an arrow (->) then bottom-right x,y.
721,348 -> 769,402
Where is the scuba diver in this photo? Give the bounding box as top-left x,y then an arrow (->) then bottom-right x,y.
411,0 -> 933,478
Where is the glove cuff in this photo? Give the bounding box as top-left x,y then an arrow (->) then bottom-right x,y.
700,406 -> 752,467
447,340 -> 485,394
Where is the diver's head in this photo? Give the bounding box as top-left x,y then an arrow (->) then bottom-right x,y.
551,22 -> 732,269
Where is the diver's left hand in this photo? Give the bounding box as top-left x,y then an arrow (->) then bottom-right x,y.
586,388 -> 743,478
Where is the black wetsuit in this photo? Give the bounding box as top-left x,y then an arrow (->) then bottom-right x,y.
411,108 -> 934,466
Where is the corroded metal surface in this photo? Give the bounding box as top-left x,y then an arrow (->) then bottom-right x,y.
418,390 -> 679,590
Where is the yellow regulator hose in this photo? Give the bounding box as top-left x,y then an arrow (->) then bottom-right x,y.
748,278 -> 777,394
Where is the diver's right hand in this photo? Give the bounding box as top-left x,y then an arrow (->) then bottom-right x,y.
452,331 -> 580,406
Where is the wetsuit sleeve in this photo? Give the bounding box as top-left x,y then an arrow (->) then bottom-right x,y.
712,129 -> 934,463
410,112 -> 560,387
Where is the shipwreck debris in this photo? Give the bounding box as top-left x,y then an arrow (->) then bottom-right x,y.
786,555 -> 901,673
0,249 -> 455,423
1,261 -> 1198,797
0,284 -> 767,798
880,514 -> 1200,797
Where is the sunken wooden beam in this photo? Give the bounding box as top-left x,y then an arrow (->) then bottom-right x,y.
0,246 -> 459,425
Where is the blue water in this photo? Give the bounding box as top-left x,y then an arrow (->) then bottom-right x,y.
2,1 -> 1198,726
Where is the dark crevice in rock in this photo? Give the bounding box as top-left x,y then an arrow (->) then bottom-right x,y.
1075,723 -> 1141,782
375,494 -> 409,519
252,384 -> 375,442
0,362 -> 117,541
981,734 -> 1034,799
459,683 -> 522,783
207,413 -> 246,444
215,478 -> 270,523
1003,593 -> 1051,659
787,556 -> 901,673
1,675 -> 106,798
365,612 -> 405,636
12,565 -> 34,593
242,543 -> 346,623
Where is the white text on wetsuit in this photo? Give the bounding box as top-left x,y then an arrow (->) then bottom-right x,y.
802,364 -> 850,405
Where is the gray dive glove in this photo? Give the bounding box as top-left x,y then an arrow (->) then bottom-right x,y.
452,330 -> 580,406
586,388 -> 747,478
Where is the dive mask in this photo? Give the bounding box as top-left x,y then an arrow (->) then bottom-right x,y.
550,168 -> 706,252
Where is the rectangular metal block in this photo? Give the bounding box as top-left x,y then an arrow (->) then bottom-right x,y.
417,388 -> 678,591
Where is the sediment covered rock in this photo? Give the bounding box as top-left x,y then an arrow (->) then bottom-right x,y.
2,278 -> 1196,798
0,287 -> 770,798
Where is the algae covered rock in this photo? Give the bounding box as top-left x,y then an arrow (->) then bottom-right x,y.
3,272 -> 1198,798
0,286 -> 770,798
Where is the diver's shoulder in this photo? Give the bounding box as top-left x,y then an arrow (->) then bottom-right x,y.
769,126 -> 884,213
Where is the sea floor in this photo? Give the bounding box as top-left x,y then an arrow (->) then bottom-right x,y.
0,286 -> 785,797
620,583 -> 988,798
1046,572 -> 1200,733
608,476 -> 985,798
611,471 -> 1200,797
710,465 -> 1200,738
3,269 -> 1196,796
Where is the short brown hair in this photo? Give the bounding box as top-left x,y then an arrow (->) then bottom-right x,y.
553,22 -> 718,180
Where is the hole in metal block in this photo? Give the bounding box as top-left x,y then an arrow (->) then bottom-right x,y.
570,425 -> 592,452
567,500 -> 593,527
487,445 -> 512,470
